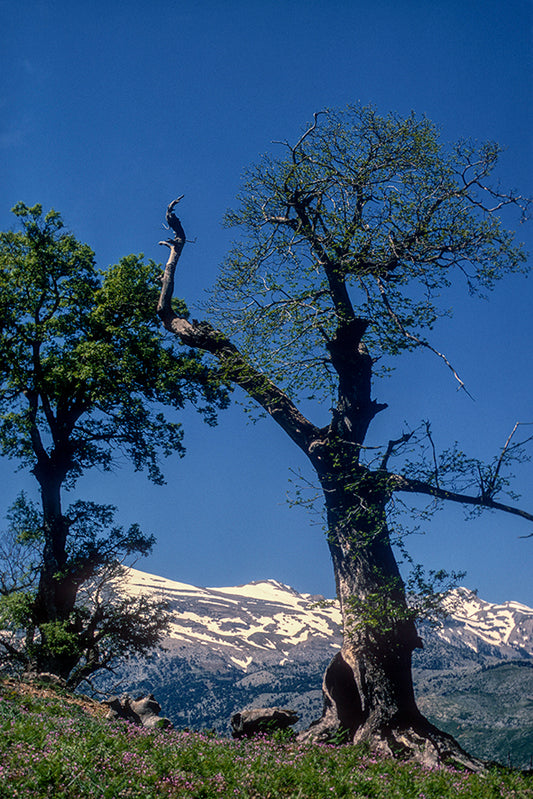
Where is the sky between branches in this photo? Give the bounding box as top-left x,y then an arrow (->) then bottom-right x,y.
1,0 -> 532,604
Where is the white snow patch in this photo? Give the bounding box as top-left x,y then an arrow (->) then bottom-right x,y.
208,580 -> 300,605
230,655 -> 253,670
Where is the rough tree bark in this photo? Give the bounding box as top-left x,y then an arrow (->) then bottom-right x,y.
26,403 -> 85,676
31,459 -> 79,676
157,199 -> 531,770
300,466 -> 480,768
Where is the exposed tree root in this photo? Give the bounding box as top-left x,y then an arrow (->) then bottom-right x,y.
298,652 -> 485,772
352,719 -> 485,772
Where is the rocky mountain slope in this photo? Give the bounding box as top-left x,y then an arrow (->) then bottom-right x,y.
105,568 -> 533,767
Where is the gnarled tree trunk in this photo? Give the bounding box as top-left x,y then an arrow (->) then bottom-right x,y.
297,468 -> 483,769
156,200 -> 491,770
28,454 -> 81,678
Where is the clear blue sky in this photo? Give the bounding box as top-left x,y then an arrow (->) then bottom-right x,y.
1,0 -> 532,605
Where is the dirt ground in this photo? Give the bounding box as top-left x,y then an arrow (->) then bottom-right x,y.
0,675 -> 109,719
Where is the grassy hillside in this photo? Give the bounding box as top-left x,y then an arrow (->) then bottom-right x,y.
0,678 -> 531,798
414,661 -> 533,769
116,655 -> 533,768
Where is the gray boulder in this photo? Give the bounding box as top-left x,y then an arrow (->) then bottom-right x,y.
103,693 -> 173,730
231,706 -> 299,738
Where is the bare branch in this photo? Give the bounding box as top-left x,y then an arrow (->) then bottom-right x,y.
488,422 -> 533,497
165,196 -> 185,233
425,422 -> 440,490
380,432 -> 414,470
156,200 -> 320,455
376,277 -> 473,397
156,200 -> 187,319
391,473 -> 533,532
290,111 -> 326,164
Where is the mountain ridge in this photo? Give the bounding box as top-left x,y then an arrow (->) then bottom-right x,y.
121,568 -> 533,663
106,568 -> 533,766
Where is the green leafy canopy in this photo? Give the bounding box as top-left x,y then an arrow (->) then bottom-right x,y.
213,105 -> 529,399
0,490 -> 170,685
0,203 -> 228,485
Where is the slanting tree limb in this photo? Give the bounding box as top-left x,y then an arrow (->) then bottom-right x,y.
391,473 -> 533,533
157,200 -> 320,455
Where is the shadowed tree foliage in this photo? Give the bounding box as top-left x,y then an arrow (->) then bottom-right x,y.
156,106 -> 532,769
0,493 -> 170,689
0,203 -> 228,681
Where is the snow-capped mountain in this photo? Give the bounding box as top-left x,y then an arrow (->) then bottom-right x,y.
122,569 -> 343,671
110,568 -> 533,766
439,587 -> 533,657
122,568 -> 533,667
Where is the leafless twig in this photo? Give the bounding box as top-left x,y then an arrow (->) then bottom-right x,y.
380,432 -> 414,470
376,277 -> 474,398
